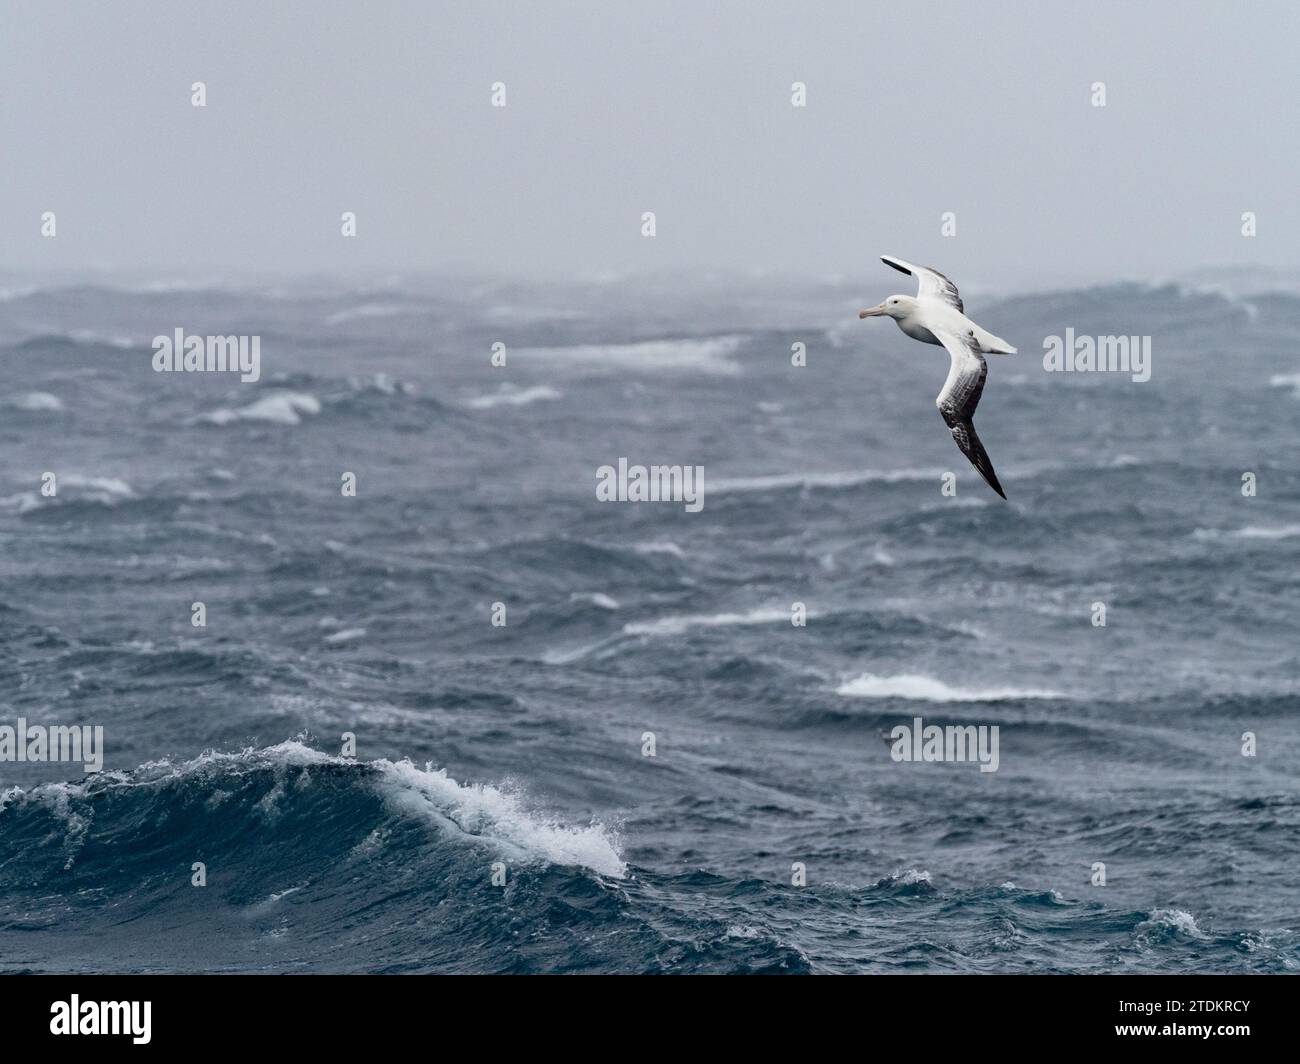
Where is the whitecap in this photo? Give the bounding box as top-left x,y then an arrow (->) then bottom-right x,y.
837,672 -> 1064,701
1,474 -> 134,512
1193,525 -> 1300,541
1270,372 -> 1300,398
709,468 -> 944,495
1137,908 -> 1207,940
623,606 -> 794,637
67,329 -> 134,349
323,627 -> 367,644
570,592 -> 620,610
876,868 -> 933,888
196,391 -> 321,426
462,384 -> 562,410
6,740 -> 625,879
10,391 -> 64,411
630,540 -> 686,560
513,336 -> 742,376
375,756 -> 625,878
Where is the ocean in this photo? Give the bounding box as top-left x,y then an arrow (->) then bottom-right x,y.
0,271 -> 1297,973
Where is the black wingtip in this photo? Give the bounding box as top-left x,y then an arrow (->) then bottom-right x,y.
880,256 -> 911,277
974,453 -> 1007,499
983,468 -> 1008,500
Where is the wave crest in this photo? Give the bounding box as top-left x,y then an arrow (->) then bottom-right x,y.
1,740 -> 625,879
837,672 -> 1064,702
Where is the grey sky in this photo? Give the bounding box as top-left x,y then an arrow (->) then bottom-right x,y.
2,0 -> 1297,287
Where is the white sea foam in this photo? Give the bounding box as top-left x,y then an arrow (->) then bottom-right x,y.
623,606 -> 794,637
514,335 -> 742,376
0,492 -> 43,514
346,372 -> 412,396
570,592 -> 620,610
5,740 -> 625,879
10,391 -> 64,411
709,468 -> 944,495
837,672 -> 1064,701
375,756 -> 625,878
63,474 -> 134,498
196,391 -> 322,426
463,384 -> 562,410
1270,372 -> 1300,398
1193,525 -> 1300,541
323,627 -> 367,644
879,868 -> 933,887
1138,908 -> 1207,940
67,329 -> 134,349
1,473 -> 135,513
631,540 -> 686,560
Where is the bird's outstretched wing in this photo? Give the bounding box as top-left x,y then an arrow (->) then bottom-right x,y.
932,326 -> 1005,499
881,255 -> 963,313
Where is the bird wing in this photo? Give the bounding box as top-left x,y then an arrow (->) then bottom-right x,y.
932,326 -> 1006,499
881,255 -> 963,313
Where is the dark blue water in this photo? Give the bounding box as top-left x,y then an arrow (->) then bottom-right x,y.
0,273 -> 1297,972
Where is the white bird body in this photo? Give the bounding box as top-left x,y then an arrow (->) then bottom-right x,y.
888,298 -> 1015,356
859,255 -> 1015,499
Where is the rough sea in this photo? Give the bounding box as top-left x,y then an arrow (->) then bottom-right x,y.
0,270 -> 1297,973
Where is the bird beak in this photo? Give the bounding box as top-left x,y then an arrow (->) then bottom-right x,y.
859,303 -> 886,318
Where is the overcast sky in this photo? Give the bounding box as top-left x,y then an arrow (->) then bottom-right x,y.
2,0 -> 1297,288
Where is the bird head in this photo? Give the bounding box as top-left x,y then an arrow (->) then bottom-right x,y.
859,295 -> 914,320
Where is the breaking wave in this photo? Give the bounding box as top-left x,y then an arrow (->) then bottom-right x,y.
836,672 -> 1065,702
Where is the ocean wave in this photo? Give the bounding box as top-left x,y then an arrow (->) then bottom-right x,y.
541,636 -> 625,665
630,540 -> 686,560
1193,524 -> 1300,541
1269,372 -> 1300,398
570,592 -> 620,610
709,468 -> 944,495
0,473 -> 135,514
194,391 -> 322,426
0,740 -> 625,879
1,329 -> 136,350
322,626 -> 368,644
8,391 -> 65,412
513,335 -> 743,376
836,672 -> 1065,701
623,606 -> 795,637
377,755 -> 624,878
66,329 -> 135,349
324,302 -> 413,325
1166,281 -> 1259,320
341,372 -> 416,397
1135,908 -> 1208,943
462,384 -> 562,410
873,868 -> 935,894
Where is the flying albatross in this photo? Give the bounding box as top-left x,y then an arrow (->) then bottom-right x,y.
859,256 -> 1016,499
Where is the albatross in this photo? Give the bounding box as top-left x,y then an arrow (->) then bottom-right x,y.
859,256 -> 1016,499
